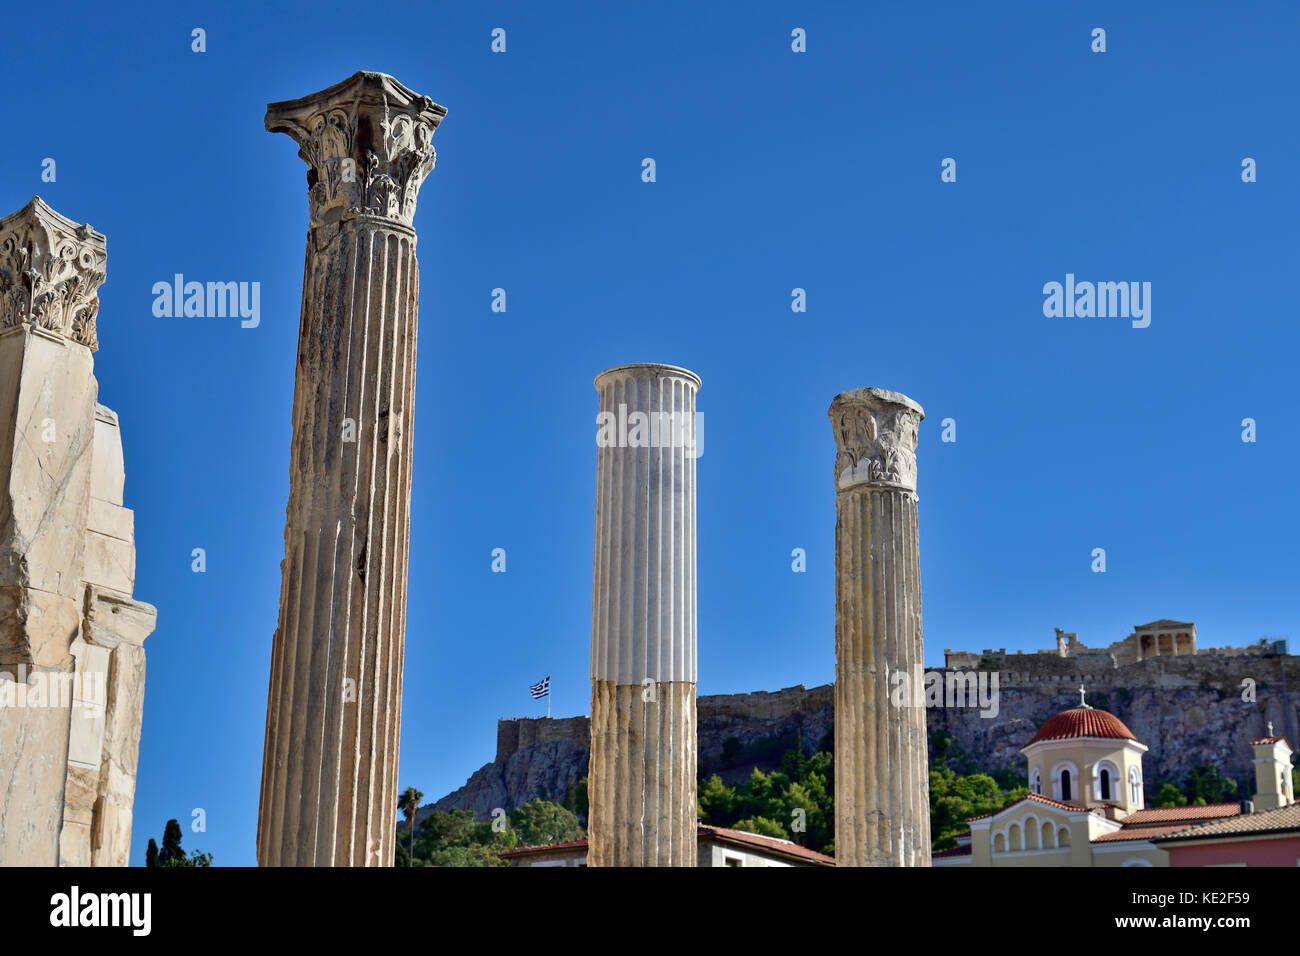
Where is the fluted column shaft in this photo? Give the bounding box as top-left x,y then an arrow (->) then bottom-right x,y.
589,364 -> 700,867
257,72 -> 446,867
829,388 -> 930,866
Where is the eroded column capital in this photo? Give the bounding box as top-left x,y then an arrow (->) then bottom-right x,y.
266,71 -> 448,231
829,387 -> 924,493
0,197 -> 106,351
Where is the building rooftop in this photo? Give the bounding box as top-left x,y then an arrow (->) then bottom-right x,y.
1025,707 -> 1143,747
966,792 -> 1085,823
498,825 -> 836,866
1152,803 -> 1300,842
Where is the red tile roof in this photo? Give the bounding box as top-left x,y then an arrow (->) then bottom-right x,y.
1088,803 -> 1244,844
498,825 -> 836,865
1122,803 -> 1242,825
699,825 -> 835,865
1026,708 -> 1142,746
499,838 -> 589,859
965,792 -> 1086,822
933,844 -> 972,858
1249,736 -> 1293,749
1152,803 -> 1300,842
1092,824 -> 1198,843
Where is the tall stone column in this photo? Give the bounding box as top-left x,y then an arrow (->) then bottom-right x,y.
0,197 -> 156,867
257,72 -> 446,867
829,387 -> 930,866
589,364 -> 700,867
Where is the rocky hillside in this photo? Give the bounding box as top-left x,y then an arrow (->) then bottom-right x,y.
421,654 -> 1299,824
421,685 -> 831,826
927,653 -> 1300,788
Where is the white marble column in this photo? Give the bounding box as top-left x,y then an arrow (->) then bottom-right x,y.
589,364 -> 700,866
257,72 -> 446,867
0,198 -> 156,867
829,387 -> 930,866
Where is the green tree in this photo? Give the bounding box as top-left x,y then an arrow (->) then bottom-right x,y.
695,744 -> 838,854
410,808 -> 519,867
697,773 -> 734,823
510,798 -> 585,846
732,816 -> 789,839
1154,782 -> 1188,807
160,819 -> 185,864
398,786 -> 423,859
929,767 -> 1026,850
1186,764 -> 1237,805
146,819 -> 213,867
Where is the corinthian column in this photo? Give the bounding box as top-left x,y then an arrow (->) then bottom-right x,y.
589,364 -> 700,866
257,72 -> 446,867
829,387 -> 930,866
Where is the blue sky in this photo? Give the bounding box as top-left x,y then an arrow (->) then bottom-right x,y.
3,1 -> 1297,866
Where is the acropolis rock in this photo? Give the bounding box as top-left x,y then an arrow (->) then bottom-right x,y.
588,364 -> 700,866
0,197 -> 157,866
256,72 -> 447,866
829,387 -> 930,866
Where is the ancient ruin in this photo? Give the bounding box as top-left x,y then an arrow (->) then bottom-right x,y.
0,197 -> 157,866
256,72 -> 446,866
829,387 -> 930,866
588,364 -> 700,866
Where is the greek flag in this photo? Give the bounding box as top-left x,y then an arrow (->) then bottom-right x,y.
530,676 -> 550,700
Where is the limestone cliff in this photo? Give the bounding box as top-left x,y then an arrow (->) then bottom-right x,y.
423,653 -> 1299,822
424,685 -> 833,824
928,653 -> 1300,788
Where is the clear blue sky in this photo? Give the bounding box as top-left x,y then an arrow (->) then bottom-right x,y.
3,1 -> 1297,866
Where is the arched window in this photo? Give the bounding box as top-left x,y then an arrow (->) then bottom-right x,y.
1058,827 -> 1070,847
994,832 -> 1006,853
1051,761 -> 1078,802
1041,821 -> 1054,848
1025,816 -> 1039,849
1009,823 -> 1022,851
1129,766 -> 1142,805
1030,768 -> 1042,795
1093,760 -> 1121,802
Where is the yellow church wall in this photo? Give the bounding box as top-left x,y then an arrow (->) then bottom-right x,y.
1025,738 -> 1147,816
982,803 -> 1080,867
1091,843 -> 1168,867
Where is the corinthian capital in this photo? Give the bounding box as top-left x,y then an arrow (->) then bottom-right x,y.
0,197 -> 106,351
266,71 -> 447,231
829,387 -> 924,493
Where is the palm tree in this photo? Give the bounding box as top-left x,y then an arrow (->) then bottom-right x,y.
399,787 -> 423,862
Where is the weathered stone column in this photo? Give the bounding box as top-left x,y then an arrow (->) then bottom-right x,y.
257,72 -> 446,867
829,387 -> 930,866
0,197 -> 156,867
589,364 -> 700,866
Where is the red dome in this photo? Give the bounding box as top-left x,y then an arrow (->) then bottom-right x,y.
1027,708 -> 1141,746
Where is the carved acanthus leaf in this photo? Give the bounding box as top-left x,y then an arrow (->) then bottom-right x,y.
829,389 -> 924,493
0,199 -> 106,350
267,72 -> 446,233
